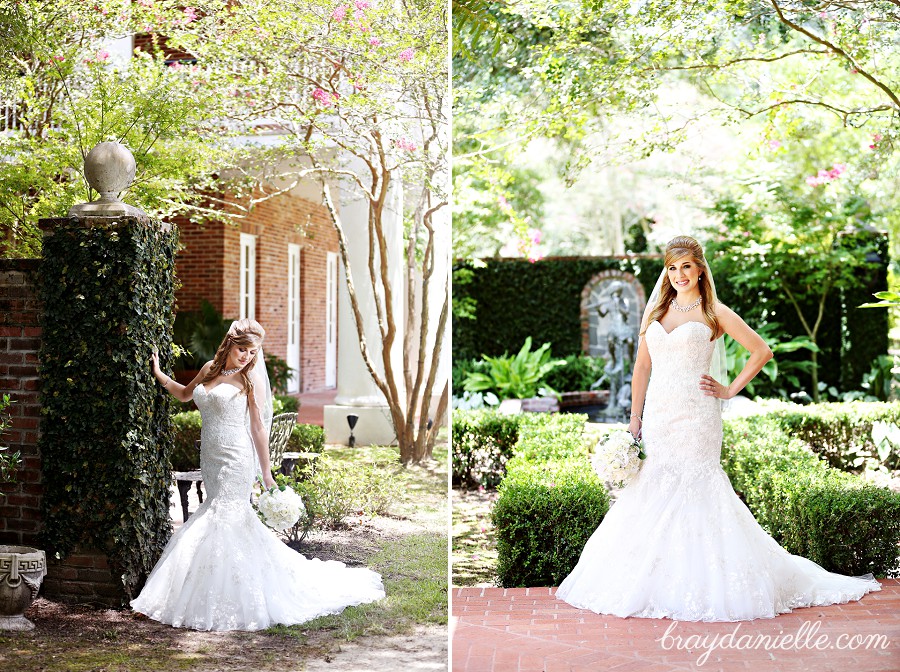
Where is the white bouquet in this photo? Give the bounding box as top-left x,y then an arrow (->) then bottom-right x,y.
256,484 -> 306,532
591,429 -> 646,488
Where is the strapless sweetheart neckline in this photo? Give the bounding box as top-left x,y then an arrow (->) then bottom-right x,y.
650,319 -> 712,336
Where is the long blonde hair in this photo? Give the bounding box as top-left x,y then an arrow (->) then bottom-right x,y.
200,319 -> 266,396
640,236 -> 719,341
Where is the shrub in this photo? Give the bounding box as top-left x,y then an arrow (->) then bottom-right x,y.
514,412 -> 590,463
756,400 -> 900,471
288,424 -> 325,453
265,353 -> 293,395
722,417 -> 900,577
276,395 -> 300,415
492,457 -> 609,587
452,410 -> 591,489
541,355 -> 606,393
451,410 -> 522,489
170,411 -> 202,471
291,454 -> 401,530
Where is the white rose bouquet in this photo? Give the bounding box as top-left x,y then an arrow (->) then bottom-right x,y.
256,482 -> 306,532
591,429 -> 646,488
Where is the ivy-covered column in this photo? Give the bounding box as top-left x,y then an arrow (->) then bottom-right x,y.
37,144 -> 179,604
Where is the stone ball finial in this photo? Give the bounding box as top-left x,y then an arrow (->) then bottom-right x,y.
68,141 -> 149,219
84,141 -> 136,201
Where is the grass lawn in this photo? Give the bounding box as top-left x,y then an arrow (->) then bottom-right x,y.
451,486 -> 499,587
2,443 -> 448,672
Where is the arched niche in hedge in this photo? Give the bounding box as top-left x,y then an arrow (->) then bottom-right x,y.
579,270 -> 646,358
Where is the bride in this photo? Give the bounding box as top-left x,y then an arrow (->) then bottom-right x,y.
556,235 -> 881,622
131,319 -> 385,631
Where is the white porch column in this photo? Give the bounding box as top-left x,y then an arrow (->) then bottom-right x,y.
323,169 -> 405,446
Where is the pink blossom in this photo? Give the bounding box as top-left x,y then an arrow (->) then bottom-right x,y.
768,139 -> 781,150
368,38 -> 381,47
356,22 -> 370,32
399,47 -> 415,62
355,0 -> 371,8
806,162 -> 847,187
332,4 -> 348,21
395,137 -> 417,152
312,88 -> 339,107
183,6 -> 198,24
498,195 -> 510,210
94,4 -> 109,15
51,55 -> 65,62
136,0 -> 153,6
167,61 -> 183,70
96,50 -> 110,61
529,228 -> 542,245
869,133 -> 883,149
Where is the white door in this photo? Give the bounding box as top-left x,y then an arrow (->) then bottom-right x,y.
239,233 -> 256,320
325,252 -> 338,388
287,244 -> 301,393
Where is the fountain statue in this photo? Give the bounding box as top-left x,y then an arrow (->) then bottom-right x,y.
587,281 -> 636,423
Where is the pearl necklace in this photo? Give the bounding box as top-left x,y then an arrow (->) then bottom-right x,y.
221,365 -> 243,377
670,296 -> 702,313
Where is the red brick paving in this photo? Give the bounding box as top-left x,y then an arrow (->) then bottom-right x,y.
293,387 -> 336,426
451,581 -> 900,671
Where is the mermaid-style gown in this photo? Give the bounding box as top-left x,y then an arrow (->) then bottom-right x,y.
131,383 -> 385,631
556,320 -> 881,621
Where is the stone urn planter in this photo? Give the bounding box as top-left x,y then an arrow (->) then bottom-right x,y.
0,546 -> 47,631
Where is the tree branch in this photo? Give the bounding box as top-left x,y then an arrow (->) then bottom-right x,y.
770,0 -> 900,110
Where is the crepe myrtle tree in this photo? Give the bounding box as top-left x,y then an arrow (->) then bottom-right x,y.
164,0 -> 450,464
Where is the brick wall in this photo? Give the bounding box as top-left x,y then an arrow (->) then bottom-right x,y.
0,258 -> 122,605
174,192 -> 339,392
0,259 -> 42,548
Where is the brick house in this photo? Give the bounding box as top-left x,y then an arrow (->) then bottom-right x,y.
173,189 -> 340,394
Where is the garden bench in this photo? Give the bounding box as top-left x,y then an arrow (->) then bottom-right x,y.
172,412 -> 299,521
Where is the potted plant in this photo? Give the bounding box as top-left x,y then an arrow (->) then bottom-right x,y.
0,394 -> 47,631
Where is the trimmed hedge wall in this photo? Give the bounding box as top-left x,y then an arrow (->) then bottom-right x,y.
757,400 -> 900,471
722,416 -> 900,577
452,256 -> 660,361
38,216 -> 178,599
454,240 -> 888,393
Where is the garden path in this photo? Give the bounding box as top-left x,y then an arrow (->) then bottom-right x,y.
452,582 -> 900,671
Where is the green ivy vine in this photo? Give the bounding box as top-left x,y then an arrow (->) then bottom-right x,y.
38,216 -> 178,600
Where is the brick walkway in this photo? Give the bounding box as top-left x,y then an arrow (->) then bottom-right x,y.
293,387 -> 337,426
452,581 -> 900,671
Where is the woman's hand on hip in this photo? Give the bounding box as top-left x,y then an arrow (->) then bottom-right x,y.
699,374 -> 733,399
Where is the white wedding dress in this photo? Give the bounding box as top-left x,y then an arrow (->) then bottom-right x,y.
556,320 -> 881,621
131,382 -> 385,631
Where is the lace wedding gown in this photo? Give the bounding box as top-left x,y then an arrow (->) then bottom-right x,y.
131,383 -> 385,631
556,320 -> 881,622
